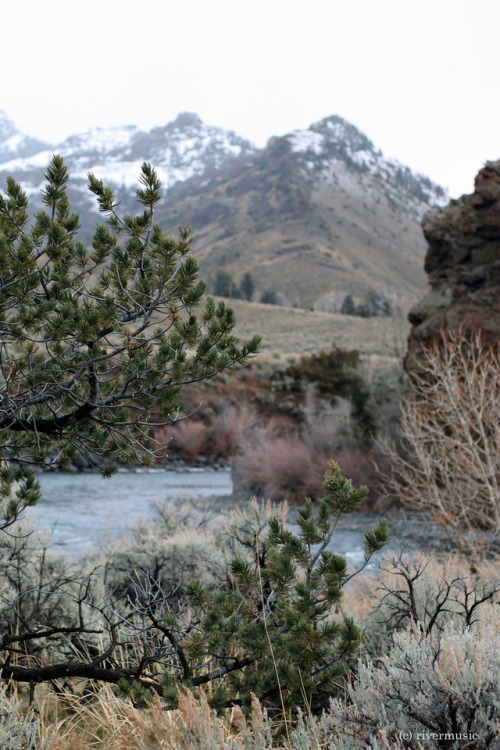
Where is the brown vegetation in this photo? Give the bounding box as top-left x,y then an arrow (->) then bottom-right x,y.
382,330 -> 500,544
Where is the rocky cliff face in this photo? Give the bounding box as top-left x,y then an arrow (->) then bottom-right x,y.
406,160 -> 500,369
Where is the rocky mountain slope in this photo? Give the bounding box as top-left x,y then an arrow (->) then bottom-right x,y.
159,116 -> 448,309
0,110 -> 447,311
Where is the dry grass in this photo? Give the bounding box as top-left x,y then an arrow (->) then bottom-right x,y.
40,684 -> 275,750
226,298 -> 410,359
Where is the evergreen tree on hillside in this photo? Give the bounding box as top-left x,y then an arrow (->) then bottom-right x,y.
340,294 -> 356,315
213,269 -> 241,298
240,271 -> 255,301
260,289 -> 278,305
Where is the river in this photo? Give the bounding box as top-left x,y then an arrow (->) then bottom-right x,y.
31,468 -> 233,554
28,468 -> 400,568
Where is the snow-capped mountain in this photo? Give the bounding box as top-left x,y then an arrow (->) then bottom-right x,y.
0,111 -> 255,203
0,110 -> 449,309
287,115 -> 447,219
155,115 -> 448,308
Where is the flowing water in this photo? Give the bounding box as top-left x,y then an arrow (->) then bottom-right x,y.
31,468 -> 233,554
28,468 -> 400,567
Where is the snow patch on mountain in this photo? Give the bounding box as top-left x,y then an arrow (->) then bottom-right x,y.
0,150 -> 55,172
60,125 -> 139,157
0,110 -> 447,227
288,130 -> 324,155
286,115 -> 448,217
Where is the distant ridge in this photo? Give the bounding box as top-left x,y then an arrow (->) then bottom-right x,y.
0,111 -> 448,310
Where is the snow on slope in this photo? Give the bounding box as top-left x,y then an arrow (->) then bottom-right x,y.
0,112 -> 255,198
0,111 -> 447,224
287,115 -> 448,217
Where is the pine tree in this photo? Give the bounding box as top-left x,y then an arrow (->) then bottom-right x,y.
0,156 -> 260,530
340,294 -> 356,315
213,269 -> 241,298
130,461 -> 389,716
260,289 -> 278,305
240,272 -> 255,301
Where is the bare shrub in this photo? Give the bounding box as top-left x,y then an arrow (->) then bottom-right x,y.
343,551 -> 500,661
206,405 -> 257,458
233,400 -> 387,505
169,420 -> 209,460
152,404 -> 257,462
302,399 -> 356,452
383,330 -> 500,537
101,498 -> 224,598
232,427 -> 328,502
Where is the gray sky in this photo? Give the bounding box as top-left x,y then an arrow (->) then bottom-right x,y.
1,0 -> 498,197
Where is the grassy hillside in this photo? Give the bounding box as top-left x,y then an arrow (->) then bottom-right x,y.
227,297 -> 409,359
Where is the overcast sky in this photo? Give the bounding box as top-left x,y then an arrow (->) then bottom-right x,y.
1,0 -> 498,198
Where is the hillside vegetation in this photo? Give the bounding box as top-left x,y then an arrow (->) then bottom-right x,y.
227,297 -> 409,359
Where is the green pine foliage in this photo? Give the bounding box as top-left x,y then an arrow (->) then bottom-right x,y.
0,156 -> 260,528
156,461 -> 388,716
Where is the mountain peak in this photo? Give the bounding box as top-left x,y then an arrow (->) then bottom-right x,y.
167,112 -> 204,131
285,115 -> 446,216
310,114 -> 375,153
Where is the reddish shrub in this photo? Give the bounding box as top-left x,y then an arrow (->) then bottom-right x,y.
233,430 -> 329,503
170,420 -> 209,460
206,405 -> 257,458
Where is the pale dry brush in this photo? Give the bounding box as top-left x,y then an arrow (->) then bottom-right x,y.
382,330 -> 500,542
324,618 -> 500,749
342,551 -> 500,661
0,681 -> 53,750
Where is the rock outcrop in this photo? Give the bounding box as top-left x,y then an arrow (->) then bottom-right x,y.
406,160 -> 500,370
